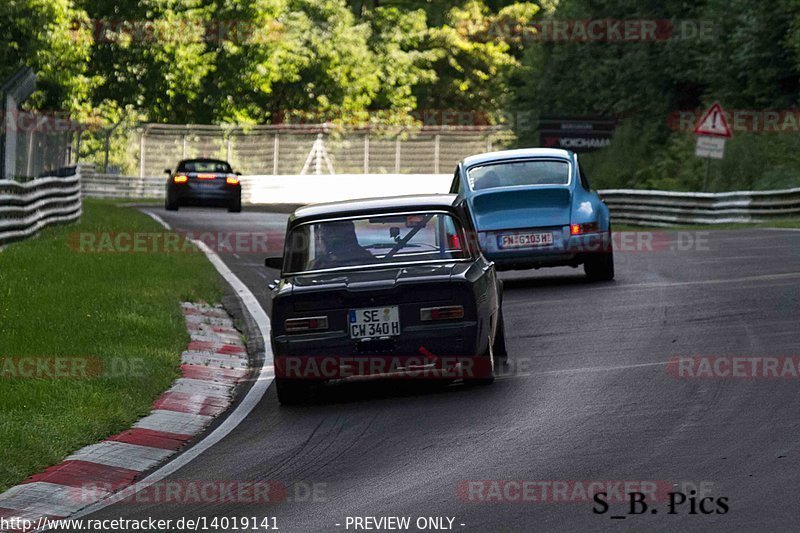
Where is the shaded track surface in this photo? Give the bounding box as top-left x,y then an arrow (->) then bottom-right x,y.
78,207 -> 799,532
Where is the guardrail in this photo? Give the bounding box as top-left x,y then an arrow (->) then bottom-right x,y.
600,188 -> 800,226
80,172 -> 800,226
0,167 -> 82,246
81,173 -> 164,199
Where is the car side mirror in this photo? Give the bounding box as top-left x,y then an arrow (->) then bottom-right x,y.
264,256 -> 283,270
164,168 -> 171,175
235,171 -> 242,176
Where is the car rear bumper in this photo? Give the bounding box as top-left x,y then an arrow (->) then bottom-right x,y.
272,321 -> 487,380
482,230 -> 611,270
168,183 -> 240,204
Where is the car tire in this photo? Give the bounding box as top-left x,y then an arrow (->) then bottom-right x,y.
472,359 -> 495,386
276,378 -> 315,405
228,194 -> 242,213
584,249 -> 614,281
492,309 -> 508,358
165,195 -> 179,211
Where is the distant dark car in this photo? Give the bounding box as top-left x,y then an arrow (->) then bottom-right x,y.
451,148 -> 614,280
265,194 -> 506,405
164,158 -> 242,212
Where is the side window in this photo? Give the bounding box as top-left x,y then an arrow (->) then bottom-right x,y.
449,167 -> 462,194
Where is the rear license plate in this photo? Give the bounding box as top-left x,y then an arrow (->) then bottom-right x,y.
349,306 -> 401,339
195,182 -> 219,189
498,232 -> 553,249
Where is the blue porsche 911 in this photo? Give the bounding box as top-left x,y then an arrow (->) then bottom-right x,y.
449,148 -> 614,280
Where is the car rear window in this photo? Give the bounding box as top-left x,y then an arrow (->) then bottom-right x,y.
467,159 -> 570,190
283,212 -> 468,273
178,160 -> 232,173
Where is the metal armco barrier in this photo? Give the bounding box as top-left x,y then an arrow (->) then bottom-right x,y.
0,167 -> 82,246
600,188 -> 800,226
80,172 -> 800,226
81,174 -> 164,199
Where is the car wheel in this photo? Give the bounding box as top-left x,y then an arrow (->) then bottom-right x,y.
165,195 -> 179,211
584,249 -> 615,281
276,378 -> 315,405
228,194 -> 242,213
492,309 -> 508,358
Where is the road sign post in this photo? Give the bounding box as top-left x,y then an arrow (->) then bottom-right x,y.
693,102 -> 732,190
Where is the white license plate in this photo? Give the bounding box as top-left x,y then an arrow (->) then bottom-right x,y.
349,306 -> 401,339
498,232 -> 554,249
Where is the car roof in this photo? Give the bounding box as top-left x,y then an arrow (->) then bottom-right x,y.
461,148 -> 573,168
178,158 -> 230,165
291,194 -> 461,224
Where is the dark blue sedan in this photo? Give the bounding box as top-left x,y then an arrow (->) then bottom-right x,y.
164,158 -> 242,212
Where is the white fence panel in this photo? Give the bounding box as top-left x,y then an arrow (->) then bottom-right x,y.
79,171 -> 800,226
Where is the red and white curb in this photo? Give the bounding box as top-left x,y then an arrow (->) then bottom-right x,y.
0,303 -> 249,532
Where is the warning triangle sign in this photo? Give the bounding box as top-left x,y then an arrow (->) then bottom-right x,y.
694,102 -> 732,137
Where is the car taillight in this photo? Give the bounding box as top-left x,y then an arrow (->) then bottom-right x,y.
226,175 -> 239,185
285,316 -> 328,333
173,174 -> 188,183
420,305 -> 464,321
197,173 -> 217,180
570,222 -> 599,235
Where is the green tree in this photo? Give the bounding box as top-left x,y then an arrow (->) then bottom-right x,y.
366,7 -> 438,112
203,0 -> 286,123
698,0 -> 800,108
265,0 -> 380,120
0,0 -> 92,111
80,0 -> 216,123
413,1 -> 525,116
207,0 -> 380,123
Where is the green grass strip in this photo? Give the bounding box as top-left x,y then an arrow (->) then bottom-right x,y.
0,199 -> 222,492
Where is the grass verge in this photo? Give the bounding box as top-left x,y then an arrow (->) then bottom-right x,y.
0,199 -> 222,492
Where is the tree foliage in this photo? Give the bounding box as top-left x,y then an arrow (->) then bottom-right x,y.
0,0 -> 92,111
2,0 -> 527,124
509,0 -> 800,190
412,1 -> 525,114
3,0 -> 798,190
80,0 -> 217,123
